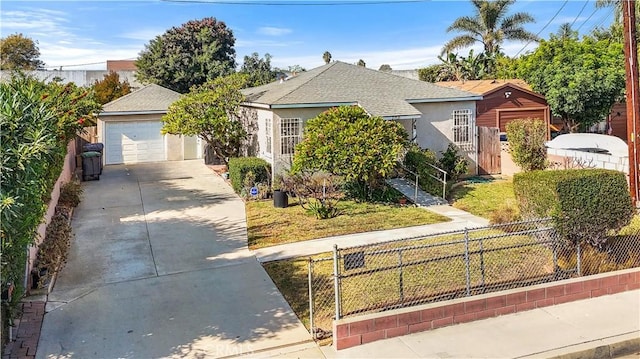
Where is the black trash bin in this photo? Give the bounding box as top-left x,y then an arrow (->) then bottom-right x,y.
273,190 -> 288,208
81,151 -> 102,181
83,143 -> 104,174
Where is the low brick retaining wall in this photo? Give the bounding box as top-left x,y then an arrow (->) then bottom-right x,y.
333,268 -> 640,350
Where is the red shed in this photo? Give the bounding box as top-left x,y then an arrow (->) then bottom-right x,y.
437,79 -> 550,136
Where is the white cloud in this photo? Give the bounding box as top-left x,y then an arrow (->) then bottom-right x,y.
119,28 -> 165,41
257,26 -> 292,36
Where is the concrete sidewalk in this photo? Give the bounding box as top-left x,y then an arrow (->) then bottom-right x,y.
318,290 -> 640,359
231,289 -> 640,358
253,205 -> 489,263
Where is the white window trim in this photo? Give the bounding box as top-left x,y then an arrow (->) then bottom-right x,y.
280,118 -> 302,156
265,117 -> 272,156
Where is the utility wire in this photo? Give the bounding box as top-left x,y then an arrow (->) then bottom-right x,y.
513,0 -> 569,58
569,0 -> 589,29
576,6 -> 599,33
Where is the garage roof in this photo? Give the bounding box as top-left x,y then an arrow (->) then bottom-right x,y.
436,79 -> 543,99
101,84 -> 181,114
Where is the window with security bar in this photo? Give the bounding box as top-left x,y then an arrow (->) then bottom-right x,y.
280,118 -> 302,155
265,117 -> 272,154
452,109 -> 473,145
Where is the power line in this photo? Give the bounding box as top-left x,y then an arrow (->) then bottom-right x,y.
513,0 -> 569,58
43,57 -> 137,70
569,0 -> 589,29
588,8 -> 614,33
576,6 -> 599,33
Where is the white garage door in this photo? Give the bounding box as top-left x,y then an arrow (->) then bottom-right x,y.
105,121 -> 166,165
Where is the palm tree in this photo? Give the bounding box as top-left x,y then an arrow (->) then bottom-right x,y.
323,51 -> 332,64
441,0 -> 538,56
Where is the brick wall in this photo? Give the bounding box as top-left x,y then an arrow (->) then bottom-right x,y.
333,268 -> 640,350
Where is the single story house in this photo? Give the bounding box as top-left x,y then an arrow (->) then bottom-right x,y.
436,79 -> 551,136
97,84 -> 202,165
240,61 -> 482,177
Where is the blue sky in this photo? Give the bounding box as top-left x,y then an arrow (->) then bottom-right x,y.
1,0 -> 615,71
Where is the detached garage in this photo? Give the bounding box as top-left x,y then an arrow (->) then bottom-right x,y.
98,84 -> 202,165
437,79 -> 550,135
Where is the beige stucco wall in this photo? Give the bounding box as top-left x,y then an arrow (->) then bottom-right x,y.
412,101 -> 478,174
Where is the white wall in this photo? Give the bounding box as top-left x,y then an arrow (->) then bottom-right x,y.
1,70 -> 143,89
547,148 -> 629,174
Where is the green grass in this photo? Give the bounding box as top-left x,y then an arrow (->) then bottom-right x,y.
263,227 -> 557,337
449,179 -> 517,219
247,200 -> 450,249
619,215 -> 640,236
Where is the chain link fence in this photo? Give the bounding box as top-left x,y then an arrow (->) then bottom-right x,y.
304,217 -> 640,342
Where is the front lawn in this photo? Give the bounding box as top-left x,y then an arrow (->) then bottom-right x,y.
247,200 -> 450,249
449,179 -> 516,219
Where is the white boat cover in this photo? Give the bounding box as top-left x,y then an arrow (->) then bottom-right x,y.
545,133 -> 629,157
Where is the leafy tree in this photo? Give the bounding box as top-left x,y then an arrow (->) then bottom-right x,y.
517,33 -> 625,132
378,64 -> 392,72
0,33 -> 44,70
92,71 -> 132,105
240,52 -> 276,87
442,0 -> 538,57
419,64 -> 449,82
136,17 -> 236,94
323,51 -> 332,64
506,118 -> 547,171
292,106 -> 408,200
357,59 -> 366,67
161,73 -> 248,165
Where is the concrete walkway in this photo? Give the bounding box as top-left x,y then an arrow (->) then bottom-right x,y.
386,177 -> 448,206
253,204 -> 489,263
36,160 -> 313,358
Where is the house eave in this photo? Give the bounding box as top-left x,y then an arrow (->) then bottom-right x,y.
99,110 -> 167,116
241,102 -> 271,109
382,114 -> 421,120
407,96 -> 483,104
271,102 -> 358,109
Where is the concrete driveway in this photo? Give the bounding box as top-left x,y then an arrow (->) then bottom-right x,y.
36,160 -> 313,358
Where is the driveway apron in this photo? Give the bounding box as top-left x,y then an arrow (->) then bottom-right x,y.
36,160 -> 312,358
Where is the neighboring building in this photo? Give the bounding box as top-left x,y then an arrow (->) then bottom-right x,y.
0,69 -> 143,89
107,60 -> 137,72
436,79 -> 550,136
240,61 -> 482,177
607,102 -> 628,141
97,84 -> 202,165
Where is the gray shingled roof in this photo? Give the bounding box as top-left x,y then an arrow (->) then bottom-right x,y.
101,84 -> 181,113
242,61 -> 479,118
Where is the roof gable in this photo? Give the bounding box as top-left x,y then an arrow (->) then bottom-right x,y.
242,61 -> 480,118
101,84 -> 181,113
435,79 -> 542,98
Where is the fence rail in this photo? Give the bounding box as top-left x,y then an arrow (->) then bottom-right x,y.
306,217 -> 640,342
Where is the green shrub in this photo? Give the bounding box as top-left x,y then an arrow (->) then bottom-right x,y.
514,169 -> 634,246
228,157 -> 271,194
506,118 -> 547,171
291,106 -> 408,201
489,200 -> 521,225
438,143 -> 468,182
403,146 -> 443,197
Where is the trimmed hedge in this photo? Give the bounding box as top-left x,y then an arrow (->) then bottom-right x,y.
514,169 -> 634,245
228,157 -> 271,194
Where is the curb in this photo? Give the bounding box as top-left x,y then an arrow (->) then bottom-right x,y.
529,332 -> 640,359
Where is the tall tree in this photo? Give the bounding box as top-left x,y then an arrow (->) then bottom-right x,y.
518,33 -> 625,132
323,51 -> 332,64
136,17 -> 236,94
93,71 -> 132,105
441,0 -> 538,56
161,73 -> 248,165
240,52 -> 276,87
357,59 -> 366,67
0,33 -> 44,70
